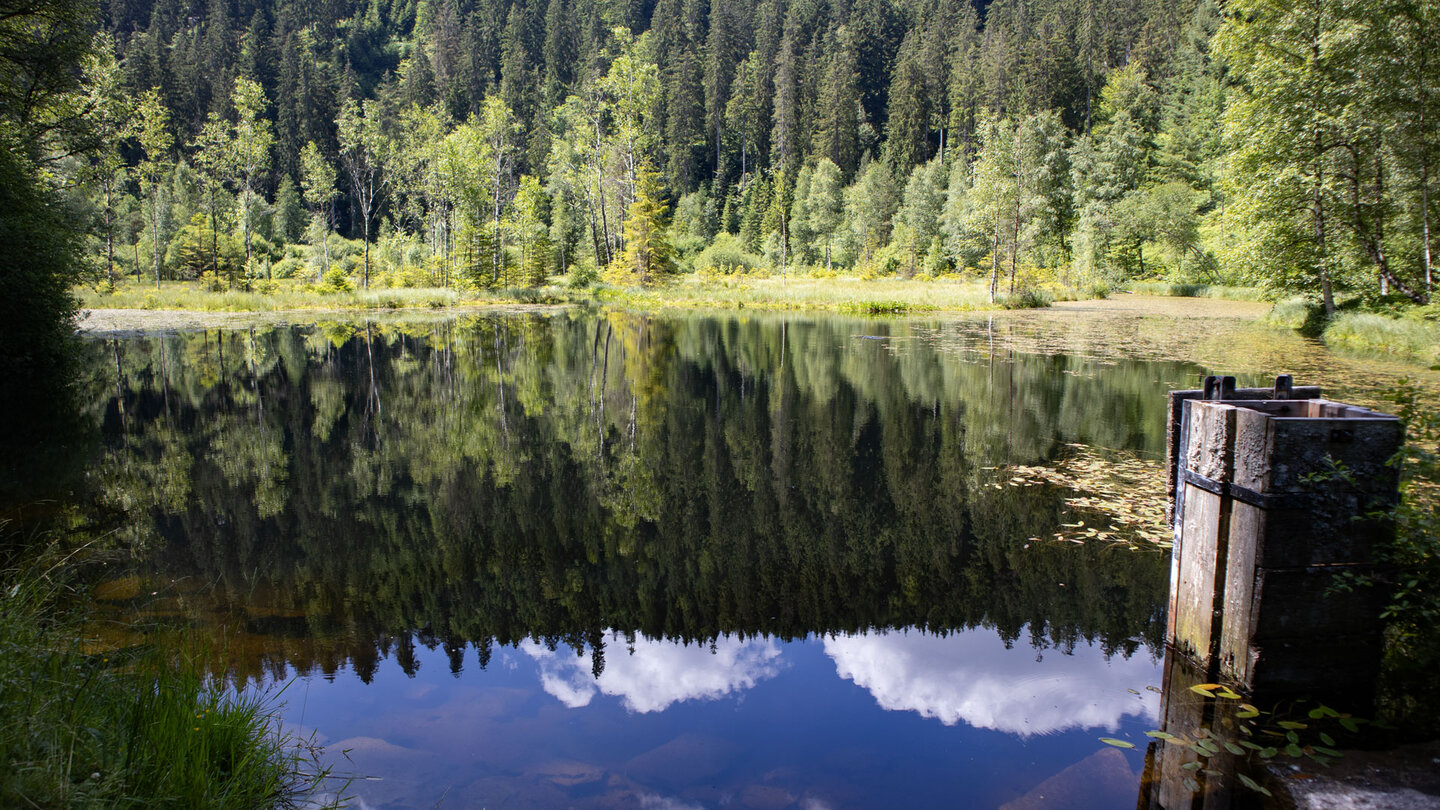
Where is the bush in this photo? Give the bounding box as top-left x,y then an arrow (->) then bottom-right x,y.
839,300 -> 911,315
271,257 -> 307,280
996,288 -> 1053,309
320,268 -> 354,293
692,233 -> 763,276
567,264 -> 600,289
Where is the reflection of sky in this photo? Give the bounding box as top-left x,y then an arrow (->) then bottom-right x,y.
522,633 -> 784,712
278,629 -> 1160,809
825,629 -> 1160,736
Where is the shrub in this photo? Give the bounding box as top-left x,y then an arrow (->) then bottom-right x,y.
996,288 -> 1053,309
271,257 -> 306,280
320,268 -> 354,293
692,233 -> 763,276
567,264 -> 600,289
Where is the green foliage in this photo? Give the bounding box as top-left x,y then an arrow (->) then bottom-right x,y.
617,169 -> 677,284
0,143 -> 80,391
167,213 -> 247,281
1376,379 -> 1440,631
1322,313 -> 1440,364
692,233 -> 762,275
321,268 -> 354,293
996,289 -> 1054,309
0,561 -> 334,808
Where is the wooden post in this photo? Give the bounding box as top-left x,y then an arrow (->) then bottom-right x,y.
1166,376 -> 1401,707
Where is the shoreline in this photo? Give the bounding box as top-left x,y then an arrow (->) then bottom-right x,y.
76,293 -> 1273,336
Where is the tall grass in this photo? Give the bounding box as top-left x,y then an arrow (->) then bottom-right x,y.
0,554 -> 336,808
1123,281 -> 1267,301
81,281 -> 468,312
595,276 -> 1007,312
1324,312 -> 1440,364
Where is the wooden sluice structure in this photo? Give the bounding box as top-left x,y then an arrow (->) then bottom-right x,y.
1140,375 -> 1403,808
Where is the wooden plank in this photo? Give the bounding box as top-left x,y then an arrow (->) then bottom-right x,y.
1219,501 -> 1261,686
1174,485 -> 1224,663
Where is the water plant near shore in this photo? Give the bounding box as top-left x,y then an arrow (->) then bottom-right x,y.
0,549 -> 337,808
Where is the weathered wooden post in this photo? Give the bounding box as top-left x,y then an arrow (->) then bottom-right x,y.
1140,377 -> 1403,809
1165,375 -> 1402,703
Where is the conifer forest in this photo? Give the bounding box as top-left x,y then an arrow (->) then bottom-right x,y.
33,0 -> 1440,308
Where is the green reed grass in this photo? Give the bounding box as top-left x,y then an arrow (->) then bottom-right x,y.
1123,281 -> 1267,301
1324,312 -> 1440,364
0,555 -> 336,809
594,276 -> 1006,312
81,280 -> 470,312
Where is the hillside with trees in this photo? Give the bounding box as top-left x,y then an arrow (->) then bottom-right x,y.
46,0 -> 1431,310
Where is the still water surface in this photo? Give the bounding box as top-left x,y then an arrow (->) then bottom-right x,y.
69,300 -> 1436,809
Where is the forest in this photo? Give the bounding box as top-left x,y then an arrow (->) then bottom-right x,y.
28,0 -> 1436,312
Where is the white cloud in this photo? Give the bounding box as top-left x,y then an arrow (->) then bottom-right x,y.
522,633 -> 784,714
823,628 -> 1159,736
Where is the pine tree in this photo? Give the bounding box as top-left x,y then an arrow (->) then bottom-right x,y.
620,169 -> 676,284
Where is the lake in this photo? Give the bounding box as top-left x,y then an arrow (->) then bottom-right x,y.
47,298 -> 1440,808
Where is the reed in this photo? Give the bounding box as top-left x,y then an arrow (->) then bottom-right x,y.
0,553 -> 336,809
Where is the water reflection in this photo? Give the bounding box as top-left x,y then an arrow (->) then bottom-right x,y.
523,633 -> 784,712
825,629 -> 1159,735
70,310 -> 1200,808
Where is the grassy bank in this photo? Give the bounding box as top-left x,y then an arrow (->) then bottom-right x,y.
1262,296 -> 1440,365
80,274 -> 1065,317
81,280 -> 476,312
1122,281 -> 1268,301
1324,312 -> 1440,366
591,275 -> 1046,313
0,550 -> 333,808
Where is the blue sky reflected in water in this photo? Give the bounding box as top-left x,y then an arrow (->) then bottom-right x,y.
285,627 -> 1159,809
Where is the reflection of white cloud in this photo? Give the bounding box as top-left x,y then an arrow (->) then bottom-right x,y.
824,629 -> 1158,736
639,794 -> 707,810
522,633 -> 783,713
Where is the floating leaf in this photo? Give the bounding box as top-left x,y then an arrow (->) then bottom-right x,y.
1237,773 -> 1272,797
1099,737 -> 1135,749
1339,718 -> 1361,733
1181,762 -> 1202,771
1278,721 -> 1308,730
1319,732 -> 1335,747
1285,743 -> 1304,758
1224,742 -> 1247,756
1214,688 -> 1243,700
1239,740 -> 1262,751
1183,777 -> 1201,793
1145,731 -> 1176,739
1313,746 -> 1342,758
1237,704 -> 1261,719
1258,747 -> 1278,759
1286,731 -> 1300,744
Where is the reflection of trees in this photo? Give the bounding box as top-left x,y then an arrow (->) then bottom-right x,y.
83,312 -> 1175,684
